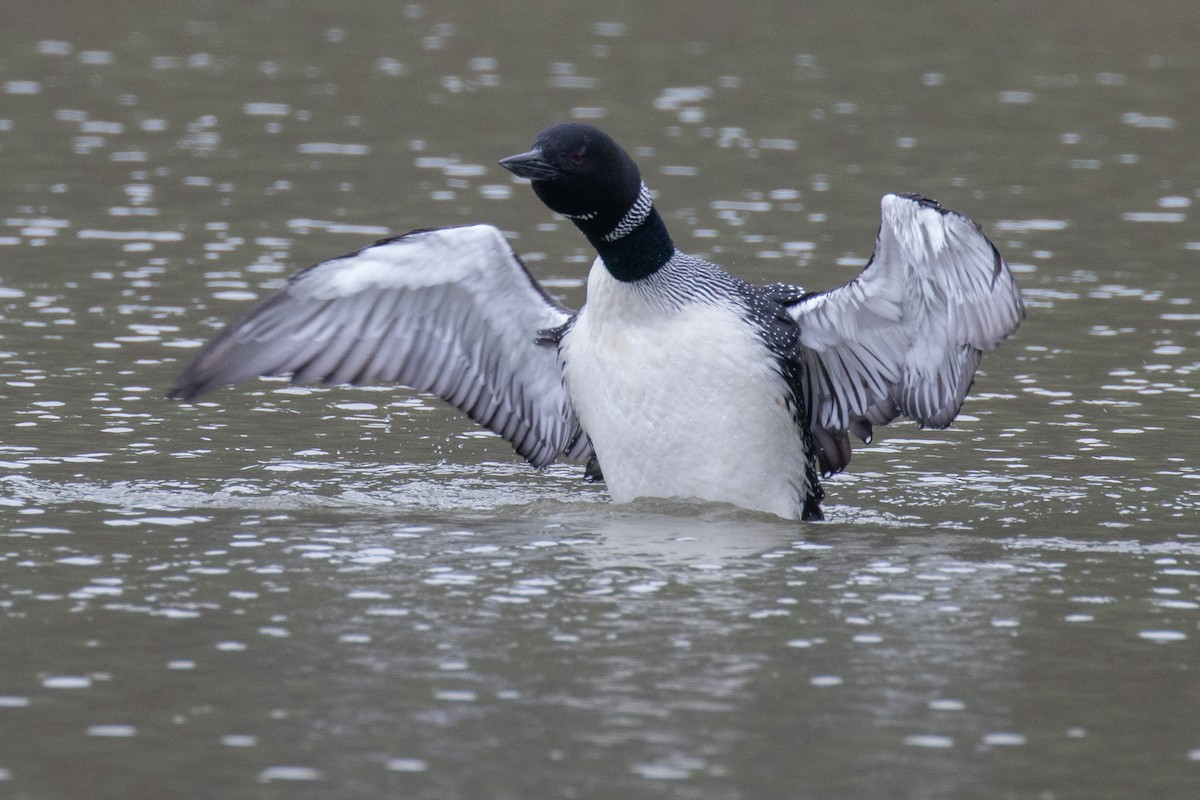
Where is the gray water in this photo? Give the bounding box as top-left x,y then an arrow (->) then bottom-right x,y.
2,1 -> 1198,798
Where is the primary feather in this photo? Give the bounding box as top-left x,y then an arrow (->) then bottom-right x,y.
169,224 -> 590,468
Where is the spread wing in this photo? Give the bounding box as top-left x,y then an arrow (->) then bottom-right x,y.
169,224 -> 591,468
786,193 -> 1024,475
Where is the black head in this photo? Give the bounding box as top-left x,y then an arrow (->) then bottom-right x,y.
499,123 -> 644,239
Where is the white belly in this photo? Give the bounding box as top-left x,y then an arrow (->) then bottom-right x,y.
561,261 -> 807,520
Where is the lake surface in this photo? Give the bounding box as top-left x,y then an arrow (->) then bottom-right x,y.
1,1 -> 1198,798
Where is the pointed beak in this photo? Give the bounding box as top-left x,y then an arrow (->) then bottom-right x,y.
499,146 -> 560,180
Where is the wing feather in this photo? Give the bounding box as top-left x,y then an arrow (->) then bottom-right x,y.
787,194 -> 1024,475
170,224 -> 590,468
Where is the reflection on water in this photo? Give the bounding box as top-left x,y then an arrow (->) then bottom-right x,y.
1,0 -> 1199,798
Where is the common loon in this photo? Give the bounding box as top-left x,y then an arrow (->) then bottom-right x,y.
169,123 -> 1024,521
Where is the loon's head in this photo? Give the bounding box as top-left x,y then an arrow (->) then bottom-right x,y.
499,123 -> 644,241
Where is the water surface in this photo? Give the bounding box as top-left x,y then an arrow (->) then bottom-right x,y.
1,1 -> 1198,798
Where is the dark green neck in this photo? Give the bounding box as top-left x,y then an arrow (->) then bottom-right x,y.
585,208 -> 675,282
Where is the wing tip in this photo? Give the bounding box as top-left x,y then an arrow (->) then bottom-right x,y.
167,363 -> 225,401
882,192 -> 948,218
887,191 -> 942,207
166,380 -> 204,403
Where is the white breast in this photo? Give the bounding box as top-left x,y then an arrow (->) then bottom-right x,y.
561,259 -> 807,519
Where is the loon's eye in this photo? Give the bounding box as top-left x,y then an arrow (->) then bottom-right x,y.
571,152 -> 585,164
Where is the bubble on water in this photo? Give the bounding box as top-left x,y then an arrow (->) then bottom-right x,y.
631,762 -> 694,780
43,676 -> 92,689
375,58 -> 406,77
259,766 -> 321,782
593,22 -> 626,37
547,74 -> 597,89
57,556 -> 102,566
37,40 -> 73,56
364,606 -> 408,617
993,219 -> 1069,232
1121,112 -> 1175,129
87,724 -> 136,737
77,229 -> 184,242
296,142 -> 370,156
904,734 -> 954,748
998,90 -> 1035,104
79,51 -> 114,65
479,184 -> 511,199
4,81 -> 42,95
243,103 -> 290,116
759,138 -> 797,151
929,699 -> 966,711
286,219 -> 388,236
654,86 -> 712,111
1122,212 -> 1185,223
221,734 -> 258,747
982,732 -> 1026,746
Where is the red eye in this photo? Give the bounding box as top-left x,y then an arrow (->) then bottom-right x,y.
571,152 -> 584,164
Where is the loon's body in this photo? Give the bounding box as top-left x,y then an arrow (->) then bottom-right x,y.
563,252 -> 817,519
170,123 -> 1024,521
